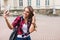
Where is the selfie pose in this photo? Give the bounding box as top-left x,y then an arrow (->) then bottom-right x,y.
3,6 -> 36,40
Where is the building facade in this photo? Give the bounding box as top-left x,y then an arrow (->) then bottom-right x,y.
0,0 -> 60,15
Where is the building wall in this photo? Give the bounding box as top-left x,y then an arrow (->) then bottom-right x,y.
1,0 -> 60,15
1,0 -> 60,9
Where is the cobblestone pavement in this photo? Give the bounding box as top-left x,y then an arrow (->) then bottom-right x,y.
0,14 -> 60,40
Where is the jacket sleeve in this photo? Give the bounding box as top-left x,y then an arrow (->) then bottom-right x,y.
12,16 -> 20,27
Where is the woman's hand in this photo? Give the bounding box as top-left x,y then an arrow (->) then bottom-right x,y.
33,11 -> 35,15
3,10 -> 9,19
32,11 -> 36,23
32,16 -> 35,24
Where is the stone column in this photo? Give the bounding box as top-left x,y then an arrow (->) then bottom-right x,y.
53,0 -> 56,14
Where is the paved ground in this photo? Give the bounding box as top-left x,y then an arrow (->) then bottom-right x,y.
0,14 -> 60,40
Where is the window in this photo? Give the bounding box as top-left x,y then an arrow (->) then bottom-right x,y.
36,0 -> 40,7
45,0 -> 49,6
27,0 -> 31,6
13,0 -> 17,8
19,0 -> 23,7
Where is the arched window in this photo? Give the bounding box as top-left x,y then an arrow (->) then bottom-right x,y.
27,0 -> 31,6
19,0 -> 23,7
45,0 -> 49,6
36,0 -> 40,7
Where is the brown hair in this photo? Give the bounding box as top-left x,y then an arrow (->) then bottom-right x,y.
24,6 -> 37,31
24,6 -> 34,19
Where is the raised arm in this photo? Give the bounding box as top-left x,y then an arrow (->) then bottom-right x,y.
3,10 -> 13,30
29,11 -> 36,33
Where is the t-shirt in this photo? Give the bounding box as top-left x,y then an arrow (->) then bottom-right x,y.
22,23 -> 28,33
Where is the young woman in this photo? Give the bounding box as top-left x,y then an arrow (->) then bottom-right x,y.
3,6 -> 36,40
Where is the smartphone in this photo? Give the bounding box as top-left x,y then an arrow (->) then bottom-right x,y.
6,5 -> 10,12
5,5 -> 10,15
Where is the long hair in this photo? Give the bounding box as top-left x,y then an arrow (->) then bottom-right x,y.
24,6 -> 34,19
24,6 -> 37,31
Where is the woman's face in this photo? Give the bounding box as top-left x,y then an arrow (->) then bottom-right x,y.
23,7 -> 30,18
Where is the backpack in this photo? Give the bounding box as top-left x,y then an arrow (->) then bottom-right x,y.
9,16 -> 23,40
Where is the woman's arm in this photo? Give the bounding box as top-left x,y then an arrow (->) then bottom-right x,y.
29,16 -> 36,33
3,10 -> 13,30
23,16 -> 36,36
